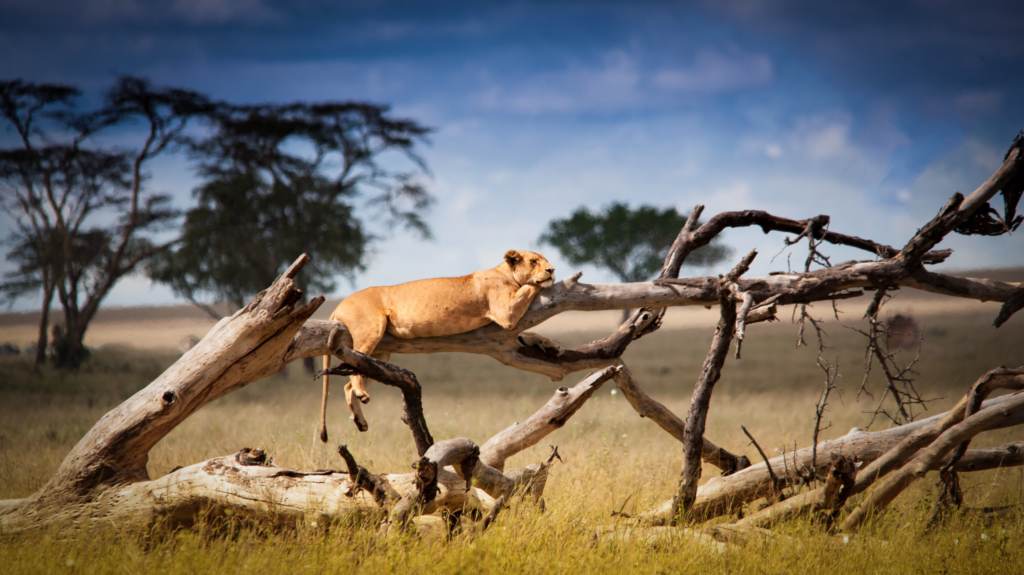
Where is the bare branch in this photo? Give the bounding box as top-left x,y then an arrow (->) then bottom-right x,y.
811,356 -> 839,474
612,365 -> 750,475
741,425 -> 782,497
638,387 -> 1024,525
673,250 -> 755,521
479,366 -> 620,471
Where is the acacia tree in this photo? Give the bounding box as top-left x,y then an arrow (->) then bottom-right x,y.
541,202 -> 731,281
148,101 -> 433,317
0,77 -> 212,368
540,202 -> 731,319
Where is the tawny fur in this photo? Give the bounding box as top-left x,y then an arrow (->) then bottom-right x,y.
320,249 -> 560,439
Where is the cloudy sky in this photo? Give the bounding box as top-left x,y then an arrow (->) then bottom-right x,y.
2,0 -> 1023,310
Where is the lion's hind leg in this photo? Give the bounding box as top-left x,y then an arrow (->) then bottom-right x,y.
345,352 -> 391,433
344,309 -> 389,432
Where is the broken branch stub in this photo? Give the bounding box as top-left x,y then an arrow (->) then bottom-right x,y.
479,366 -> 620,471
732,455 -> 856,530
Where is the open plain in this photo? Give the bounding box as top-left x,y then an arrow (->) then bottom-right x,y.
2,271 -> 1023,573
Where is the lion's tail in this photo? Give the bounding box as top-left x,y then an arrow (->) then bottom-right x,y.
319,354 -> 330,443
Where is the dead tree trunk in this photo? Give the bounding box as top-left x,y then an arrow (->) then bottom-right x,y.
673,251 -> 755,520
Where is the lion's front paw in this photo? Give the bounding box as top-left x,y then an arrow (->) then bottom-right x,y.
517,332 -> 564,356
529,274 -> 555,288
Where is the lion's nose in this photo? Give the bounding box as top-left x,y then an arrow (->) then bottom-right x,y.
546,267 -> 554,273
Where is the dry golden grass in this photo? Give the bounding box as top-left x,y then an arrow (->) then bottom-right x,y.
2,298 -> 1024,573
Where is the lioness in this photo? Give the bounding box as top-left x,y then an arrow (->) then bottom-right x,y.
321,249 -> 562,440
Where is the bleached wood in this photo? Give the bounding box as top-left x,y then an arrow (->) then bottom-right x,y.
842,391 -> 1024,531
478,366 -> 620,471
0,259 -> 605,533
849,368 -> 1024,498
638,392 -> 1024,524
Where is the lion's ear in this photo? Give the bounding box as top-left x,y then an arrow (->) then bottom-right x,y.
504,250 -> 523,267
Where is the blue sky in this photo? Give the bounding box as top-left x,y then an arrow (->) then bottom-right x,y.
2,0 -> 1023,310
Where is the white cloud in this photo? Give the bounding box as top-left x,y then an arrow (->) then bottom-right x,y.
472,50 -> 643,115
804,123 -> 851,160
703,180 -> 753,213
470,46 -> 772,115
652,48 -> 773,94
784,113 -> 861,163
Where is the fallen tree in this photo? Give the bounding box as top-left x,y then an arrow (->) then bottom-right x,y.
1,133 -> 1022,538
0,259 -> 621,533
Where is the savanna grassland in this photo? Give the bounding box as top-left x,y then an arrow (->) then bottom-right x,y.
2,291 -> 1024,574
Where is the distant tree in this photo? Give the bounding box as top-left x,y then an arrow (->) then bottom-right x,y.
539,202 -> 731,320
0,77 -> 212,369
148,102 -> 432,318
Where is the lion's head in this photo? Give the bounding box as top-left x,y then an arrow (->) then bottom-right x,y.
504,250 -> 555,288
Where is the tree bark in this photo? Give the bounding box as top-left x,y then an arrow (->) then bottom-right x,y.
285,259 -> 1020,383
848,367 -> 1024,499
732,456 -> 856,529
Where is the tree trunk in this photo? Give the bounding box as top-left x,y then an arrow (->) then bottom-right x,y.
34,282 -> 53,367
61,320 -> 87,370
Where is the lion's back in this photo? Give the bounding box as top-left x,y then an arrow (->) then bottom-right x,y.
334,273 -> 503,339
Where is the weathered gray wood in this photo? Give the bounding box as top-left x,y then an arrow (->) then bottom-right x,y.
638,392 -> 1024,525
284,262 -> 1021,383
842,391 -> 1024,532
675,252 -> 755,520
732,456 -> 855,529
0,275 -> 606,534
3,453 -> 485,533
849,368 -> 1024,498
952,441 -> 1024,472
478,366 -> 620,471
